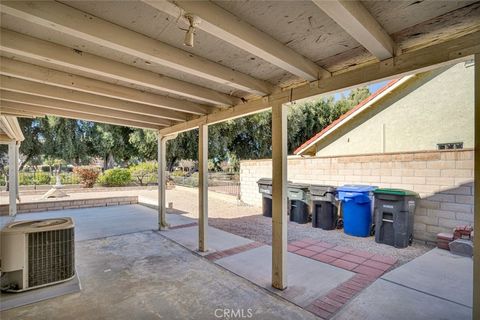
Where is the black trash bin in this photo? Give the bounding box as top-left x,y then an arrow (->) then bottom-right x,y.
288,183 -> 310,224
309,185 -> 338,230
374,188 -> 418,248
257,178 -> 273,217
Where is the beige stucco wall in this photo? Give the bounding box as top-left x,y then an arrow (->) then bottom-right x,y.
240,149 -> 474,243
315,62 -> 474,157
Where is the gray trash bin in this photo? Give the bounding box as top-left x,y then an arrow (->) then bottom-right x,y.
288,183 -> 310,224
374,188 -> 418,248
309,185 -> 337,230
257,178 -> 272,217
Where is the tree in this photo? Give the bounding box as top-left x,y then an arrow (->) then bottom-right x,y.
41,117 -> 91,165
129,129 -> 157,161
12,86 -> 371,171
18,118 -> 43,170
87,124 -> 136,169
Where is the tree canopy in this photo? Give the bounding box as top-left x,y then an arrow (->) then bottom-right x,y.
11,87 -> 370,171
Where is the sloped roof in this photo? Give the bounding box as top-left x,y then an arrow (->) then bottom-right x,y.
294,78 -> 408,155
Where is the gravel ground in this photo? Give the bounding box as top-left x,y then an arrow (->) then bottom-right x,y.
208,214 -> 433,267
14,187 -> 432,268
140,188 -> 433,268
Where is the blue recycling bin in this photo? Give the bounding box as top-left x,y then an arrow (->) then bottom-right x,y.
337,185 -> 377,237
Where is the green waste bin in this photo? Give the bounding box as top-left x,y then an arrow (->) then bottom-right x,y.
374,188 -> 418,248
288,183 -> 310,224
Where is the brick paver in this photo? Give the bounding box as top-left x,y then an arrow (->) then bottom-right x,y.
169,222 -> 198,230
322,249 -> 345,259
296,248 -> 318,258
331,259 -> 359,271
362,259 -> 392,272
292,238 -> 399,319
305,245 -> 327,253
287,244 -> 301,252
311,253 -> 337,263
352,265 -> 385,278
204,242 -> 264,261
341,253 -> 367,264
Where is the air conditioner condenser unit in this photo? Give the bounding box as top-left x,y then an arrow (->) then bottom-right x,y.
0,218 -> 75,292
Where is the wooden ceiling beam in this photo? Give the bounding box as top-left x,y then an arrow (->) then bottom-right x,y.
0,29 -> 237,107
0,91 -> 174,127
0,76 -> 189,122
144,0 -> 330,80
159,30 -> 480,135
312,0 -> 396,60
1,102 -> 163,130
0,1 -> 273,95
0,57 -> 217,116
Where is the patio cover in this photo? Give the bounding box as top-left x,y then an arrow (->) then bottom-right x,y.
0,1 -> 478,314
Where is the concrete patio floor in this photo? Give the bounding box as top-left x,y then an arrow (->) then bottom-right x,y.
0,204 -> 473,319
0,205 -> 317,320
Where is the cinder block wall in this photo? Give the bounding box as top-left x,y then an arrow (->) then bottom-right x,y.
240,149 -> 474,242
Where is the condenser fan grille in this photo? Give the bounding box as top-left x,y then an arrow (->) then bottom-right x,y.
28,228 -> 75,287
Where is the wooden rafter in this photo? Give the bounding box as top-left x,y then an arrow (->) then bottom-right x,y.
1,102 -> 164,130
144,0 -> 330,81
312,0 -> 396,60
0,29 -> 237,107
0,91 -> 174,127
0,1 -> 273,95
0,57 -> 218,116
159,30 -> 480,135
0,76 -> 189,122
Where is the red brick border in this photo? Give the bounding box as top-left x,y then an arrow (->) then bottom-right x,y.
289,238 -> 398,319
169,222 -> 198,230
204,242 -> 264,261
306,274 -> 376,319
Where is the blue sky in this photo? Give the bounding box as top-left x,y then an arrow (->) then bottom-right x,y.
332,80 -> 389,101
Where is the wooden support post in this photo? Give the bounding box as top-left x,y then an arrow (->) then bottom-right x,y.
8,141 -> 17,216
198,124 -> 208,252
158,132 -> 168,230
473,53 -> 480,320
15,143 -> 19,202
271,101 -> 288,290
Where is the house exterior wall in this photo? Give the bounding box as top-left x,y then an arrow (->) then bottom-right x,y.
314,62 -> 474,157
240,149 -> 474,243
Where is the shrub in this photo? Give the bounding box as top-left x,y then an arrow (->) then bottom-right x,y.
98,168 -> 131,187
62,173 -> 81,185
18,172 -> 51,185
52,173 -> 81,185
129,162 -> 157,186
19,173 -> 34,185
34,172 -> 52,185
171,169 -> 186,177
73,166 -> 100,188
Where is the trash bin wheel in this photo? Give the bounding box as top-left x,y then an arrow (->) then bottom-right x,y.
336,218 -> 343,229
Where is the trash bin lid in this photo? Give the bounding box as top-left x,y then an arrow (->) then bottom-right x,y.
309,184 -> 336,195
257,178 -> 272,185
337,184 -> 377,193
288,182 -> 310,190
374,188 -> 418,196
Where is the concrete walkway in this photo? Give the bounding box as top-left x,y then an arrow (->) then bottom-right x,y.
333,248 -> 473,320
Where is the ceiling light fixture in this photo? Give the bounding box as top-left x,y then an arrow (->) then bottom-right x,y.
183,14 -> 198,47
